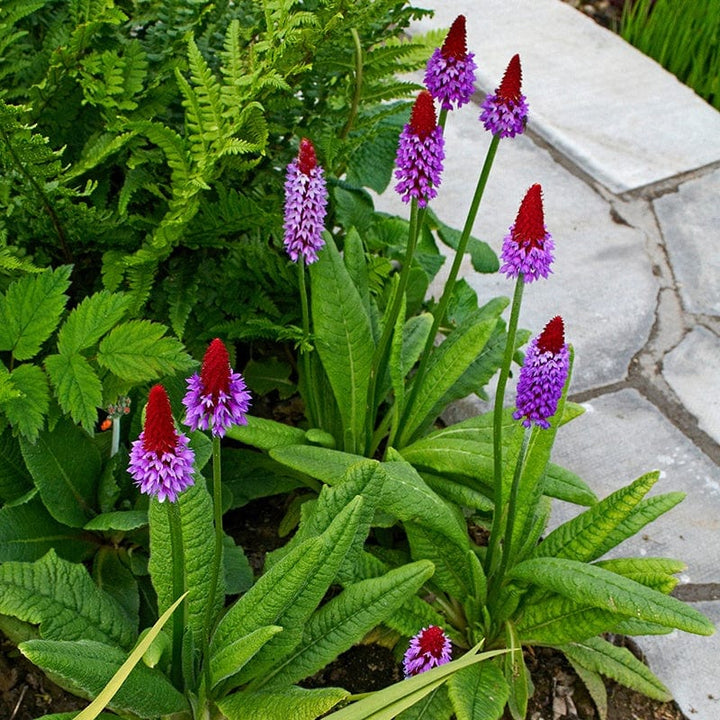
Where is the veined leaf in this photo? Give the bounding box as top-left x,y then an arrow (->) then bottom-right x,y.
20,639 -> 187,718
0,550 -> 135,649
226,415 -> 306,450
210,625 -> 283,690
97,320 -> 193,381
56,290 -> 130,354
566,658 -> 608,720
396,685 -> 452,720
45,353 -> 103,430
0,427 -> 33,502
448,660 -> 510,720
0,266 -> 71,361
509,557 -> 715,635
84,511 -> 148,532
2,363 -> 50,442
310,235 -> 374,453
20,417 -> 100,527
594,557 -> 686,595
560,636 -> 671,701
544,463 -> 597,507
217,686 -> 348,720
261,560 -> 434,688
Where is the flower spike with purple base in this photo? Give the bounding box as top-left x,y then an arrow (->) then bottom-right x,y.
480,54 -> 529,138
500,183 -> 554,282
403,626 -> 452,677
514,316 -> 570,429
394,90 -> 445,207
424,15 -> 477,110
283,138 -> 328,264
183,338 -> 251,438
129,385 -> 195,503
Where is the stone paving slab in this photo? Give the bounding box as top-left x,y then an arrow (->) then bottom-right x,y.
654,169 -> 720,316
664,327 -> 720,446
407,0 -> 720,193
373,90 -> 657,393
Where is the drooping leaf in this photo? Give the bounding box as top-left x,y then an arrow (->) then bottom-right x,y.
448,660 -> 510,720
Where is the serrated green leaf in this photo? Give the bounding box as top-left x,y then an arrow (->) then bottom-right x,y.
0,266 -> 71,360
560,636 -> 671,701
149,480 -> 221,649
509,557 -> 715,635
97,320 -> 193,381
57,291 -> 131,354
310,235 -> 374,453
0,495 -> 95,562
0,550 -> 135,648
262,560 -> 434,688
45,353 -> 103,430
1,363 -> 50,441
20,639 -> 187,718
0,427 -> 33,502
20,417 -> 100,527
218,685 -> 348,720
210,625 -> 283,689
448,660 -> 510,720
226,415 -> 306,450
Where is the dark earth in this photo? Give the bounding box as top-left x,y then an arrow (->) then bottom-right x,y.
0,2 -> 691,718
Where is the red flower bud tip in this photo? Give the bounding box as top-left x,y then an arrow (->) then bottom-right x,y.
143,385 -> 178,455
298,138 -> 317,175
538,316 -> 565,354
418,625 -> 447,657
441,15 -> 468,60
513,184 -> 546,249
410,90 -> 437,140
201,338 -> 232,399
497,53 -> 523,103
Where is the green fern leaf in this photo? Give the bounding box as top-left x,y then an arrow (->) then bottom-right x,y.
45,352 -> 102,430
57,290 -> 131,354
1,363 -> 49,441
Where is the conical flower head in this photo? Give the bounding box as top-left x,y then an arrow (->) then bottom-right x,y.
183,338 -> 251,438
129,385 -> 195,502
403,625 -> 452,677
500,183 -> 554,283
424,15 -> 477,110
514,316 -> 570,429
479,53 -> 529,138
394,91 -> 445,207
283,138 -> 328,264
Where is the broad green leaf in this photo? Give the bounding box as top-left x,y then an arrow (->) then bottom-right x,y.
21,639 -> 187,718
310,236 -> 374,453
396,685 -> 452,720
509,557 -> 715,635
223,534 -> 254,595
217,685 -> 348,720
270,444 -> 364,484
422,473 -> 493,512
97,320 -> 193,381
566,657 -> 608,720
560,636 -> 671,701
57,290 -> 131,354
0,427 -> 33,502
45,353 -> 103,430
504,622 -> 529,720
400,437 -> 493,486
544,463 -> 597,506
398,318 -> 496,447
0,550 -> 135,648
0,266 -> 71,360
343,226 -> 379,341
20,417 -> 100,527
93,548 -> 139,630
243,357 -> 295,399
448,660 -> 510,720
261,560 -> 434,688
149,480 -> 221,649
84,511 -> 148,532
0,494 -> 95,562
2,363 -> 50,441
594,557 -> 686,595
226,415 -> 306,450
210,625 -> 283,689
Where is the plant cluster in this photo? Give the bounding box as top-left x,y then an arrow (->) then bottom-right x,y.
0,4 -> 715,720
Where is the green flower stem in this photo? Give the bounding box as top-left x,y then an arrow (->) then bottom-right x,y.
340,29 -> 363,142
203,435 -> 224,694
398,134 -> 501,439
298,257 -> 317,427
167,499 -> 186,691
365,199 -> 423,453
110,417 -> 120,457
484,275 -> 524,578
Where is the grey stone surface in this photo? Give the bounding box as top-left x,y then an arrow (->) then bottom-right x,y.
550,390 -> 720,585
407,0 -> 720,193
655,169 -> 720,316
664,327 -> 720,445
639,601 -> 720,720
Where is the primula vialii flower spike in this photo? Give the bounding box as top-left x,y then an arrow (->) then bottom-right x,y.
129,384 -> 195,503
514,316 -> 570,429
283,138 -> 328,264
500,183 -> 554,282
183,338 -> 251,438
394,90 -> 445,207
403,625 -> 452,677
424,15 -> 477,110
479,53 -> 529,138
